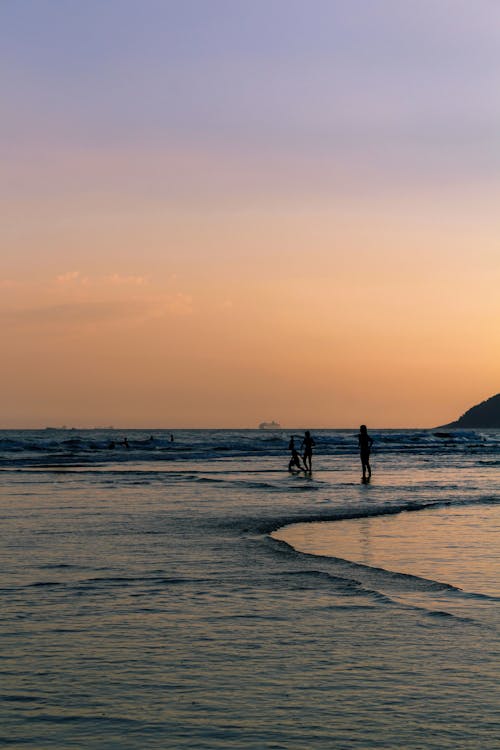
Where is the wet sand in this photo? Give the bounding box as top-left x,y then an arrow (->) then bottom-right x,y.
272,503 -> 500,596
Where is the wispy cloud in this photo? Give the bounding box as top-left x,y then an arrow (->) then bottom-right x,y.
162,292 -> 193,316
55,271 -> 147,287
106,273 -> 148,286
2,272 -> 194,329
55,270 -> 84,284
2,300 -> 148,327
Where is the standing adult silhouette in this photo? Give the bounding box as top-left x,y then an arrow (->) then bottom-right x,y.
358,425 -> 373,481
301,430 -> 315,472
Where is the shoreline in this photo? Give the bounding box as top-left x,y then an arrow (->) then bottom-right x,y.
271,502 -> 500,599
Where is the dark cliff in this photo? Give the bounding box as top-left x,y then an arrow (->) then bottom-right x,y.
439,393 -> 500,429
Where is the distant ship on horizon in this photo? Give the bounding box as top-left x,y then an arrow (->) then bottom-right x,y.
258,420 -> 281,430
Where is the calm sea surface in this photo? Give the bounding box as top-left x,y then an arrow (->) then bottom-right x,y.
0,429 -> 498,749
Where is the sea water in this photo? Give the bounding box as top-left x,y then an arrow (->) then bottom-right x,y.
0,429 -> 498,749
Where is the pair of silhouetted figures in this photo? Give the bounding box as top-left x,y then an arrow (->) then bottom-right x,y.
288,426 -> 373,481
288,431 -> 315,473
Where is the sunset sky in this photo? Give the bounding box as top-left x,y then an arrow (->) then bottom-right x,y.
2,1 -> 499,428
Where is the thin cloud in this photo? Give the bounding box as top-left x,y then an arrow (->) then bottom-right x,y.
162,293 -> 194,316
106,273 -> 148,286
55,271 -> 82,284
3,293 -> 195,329
54,271 -> 148,288
3,300 -> 148,327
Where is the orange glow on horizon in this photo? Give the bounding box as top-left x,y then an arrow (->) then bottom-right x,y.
2,4 -> 499,428
2,200 -> 498,428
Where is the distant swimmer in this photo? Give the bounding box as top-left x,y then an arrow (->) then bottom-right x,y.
170,433 -> 174,442
358,425 -> 373,481
301,430 -> 315,472
122,437 -> 130,449
288,436 -> 304,472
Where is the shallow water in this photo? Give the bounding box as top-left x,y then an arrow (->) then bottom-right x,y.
0,429 -> 499,748
273,504 -> 500,596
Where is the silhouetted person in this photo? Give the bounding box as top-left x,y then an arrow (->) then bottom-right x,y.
301,430 -> 315,472
122,437 -> 130,449
170,433 -> 174,442
358,425 -> 373,481
288,436 -> 304,472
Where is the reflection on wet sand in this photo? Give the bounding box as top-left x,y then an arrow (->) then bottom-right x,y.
273,504 -> 500,597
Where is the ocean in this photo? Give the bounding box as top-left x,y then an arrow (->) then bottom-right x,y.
0,428 -> 498,749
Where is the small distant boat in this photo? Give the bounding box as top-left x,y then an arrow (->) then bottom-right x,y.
258,421 -> 281,430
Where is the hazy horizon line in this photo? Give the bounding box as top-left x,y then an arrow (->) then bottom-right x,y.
0,424 -> 472,432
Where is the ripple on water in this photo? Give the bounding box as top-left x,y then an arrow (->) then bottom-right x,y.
272,503 -> 500,597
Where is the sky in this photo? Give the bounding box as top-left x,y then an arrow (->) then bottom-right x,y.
1,0 -> 499,428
